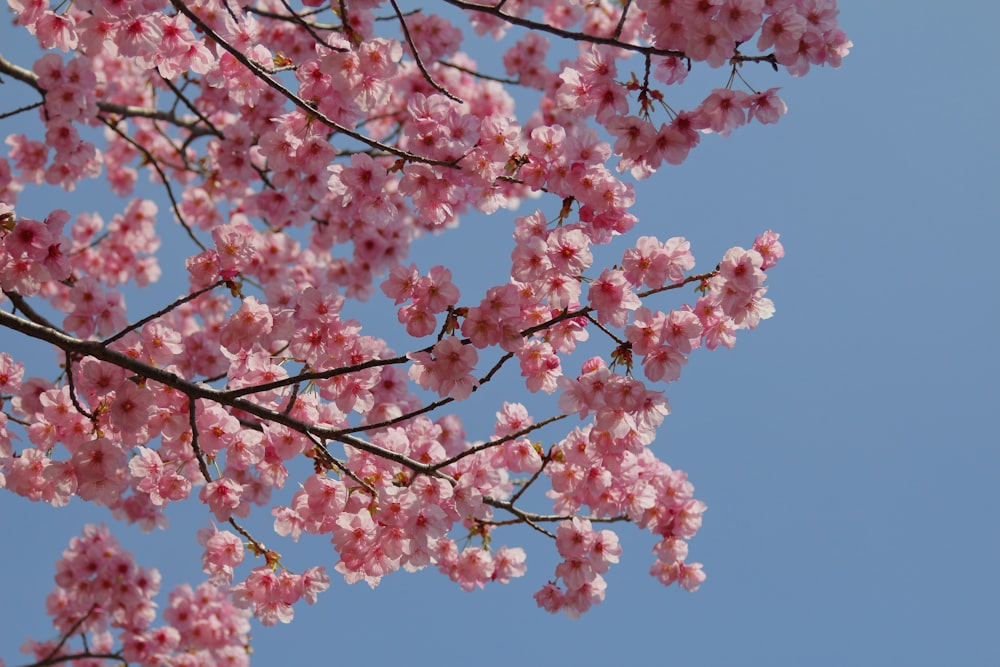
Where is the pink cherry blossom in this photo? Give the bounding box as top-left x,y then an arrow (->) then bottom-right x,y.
588,268 -> 641,327
408,336 -> 479,400
0,0 -> 850,646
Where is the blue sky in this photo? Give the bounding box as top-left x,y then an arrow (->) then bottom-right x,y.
2,2 -> 998,666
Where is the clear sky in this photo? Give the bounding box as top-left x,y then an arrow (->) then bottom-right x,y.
1,2 -> 998,666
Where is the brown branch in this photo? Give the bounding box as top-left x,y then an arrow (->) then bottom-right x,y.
439,59 -> 520,86
275,0 -> 347,51
585,311 -> 626,346
36,604 -> 100,667
245,3 -> 336,29
482,501 -> 631,528
346,394 -> 454,435
479,499 -> 631,539
228,516 -> 274,564
0,53 -> 39,88
188,396 -> 213,483
635,269 -> 718,299
484,499 -> 556,538
234,270 -> 716,406
509,446 -> 554,504
99,117 -> 208,251
220,352 -> 410,399
101,280 -> 225,347
18,651 -> 125,667
156,74 -> 223,138
613,0 -> 633,41
169,0 -> 459,168
98,101 -> 212,134
443,0 -> 780,69
388,1 -> 462,104
0,100 -> 44,120
5,290 -> 62,333
63,354 -> 96,422
432,413 -> 566,471
312,437 -> 379,496
0,53 -> 213,133
442,0 -> 687,58
339,346 -> 515,435
0,308 -> 445,480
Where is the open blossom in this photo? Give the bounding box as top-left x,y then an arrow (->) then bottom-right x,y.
718,246 -> 766,292
686,19 -> 735,68
621,236 -> 694,288
748,88 -> 788,125
199,478 -> 245,522
408,336 -> 479,400
220,296 -> 274,353
753,229 -> 785,269
212,220 -> 259,280
546,226 -> 593,275
142,321 -> 184,364
519,340 -> 562,394
450,547 -> 495,591
195,524 -> 245,585
492,546 -> 528,583
652,559 -> 707,592
412,265 -> 460,313
108,381 -> 154,438
697,88 -> 751,136
556,517 -> 596,559
231,567 -> 309,626
588,268 -> 641,327
0,353 -> 24,394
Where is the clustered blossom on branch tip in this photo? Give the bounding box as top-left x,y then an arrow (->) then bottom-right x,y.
0,0 -> 841,662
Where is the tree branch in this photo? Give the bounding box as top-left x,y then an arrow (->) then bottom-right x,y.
101,280 -> 225,347
0,307 -> 444,480
169,0 -> 460,168
388,1 -> 463,104
442,1 -> 780,69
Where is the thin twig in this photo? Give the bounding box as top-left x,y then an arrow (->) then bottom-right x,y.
444,0 -> 779,70
388,0 -> 463,103
101,280 -> 224,347
0,100 -> 44,120
188,396 -> 213,482
170,0 -> 459,168
63,354 -> 96,421
0,308 -> 446,479
443,0 -> 686,58
613,0 -> 633,41
432,413 -> 567,471
342,346 -> 516,434
585,311 -> 626,346
228,516 -> 272,561
439,60 -> 520,86
509,447 -> 554,504
0,52 -> 213,132
156,73 -> 223,137
99,116 -> 208,251
277,0 -> 348,51
635,269 -> 718,299
37,604 -> 100,667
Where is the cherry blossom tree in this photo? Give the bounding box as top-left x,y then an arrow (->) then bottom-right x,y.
0,0 -> 850,664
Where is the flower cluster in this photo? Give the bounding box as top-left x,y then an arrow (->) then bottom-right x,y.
15,524 -> 251,667
0,0 -> 845,653
230,565 -> 329,627
534,517 -> 622,618
270,416 -> 529,594
0,208 -> 70,296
